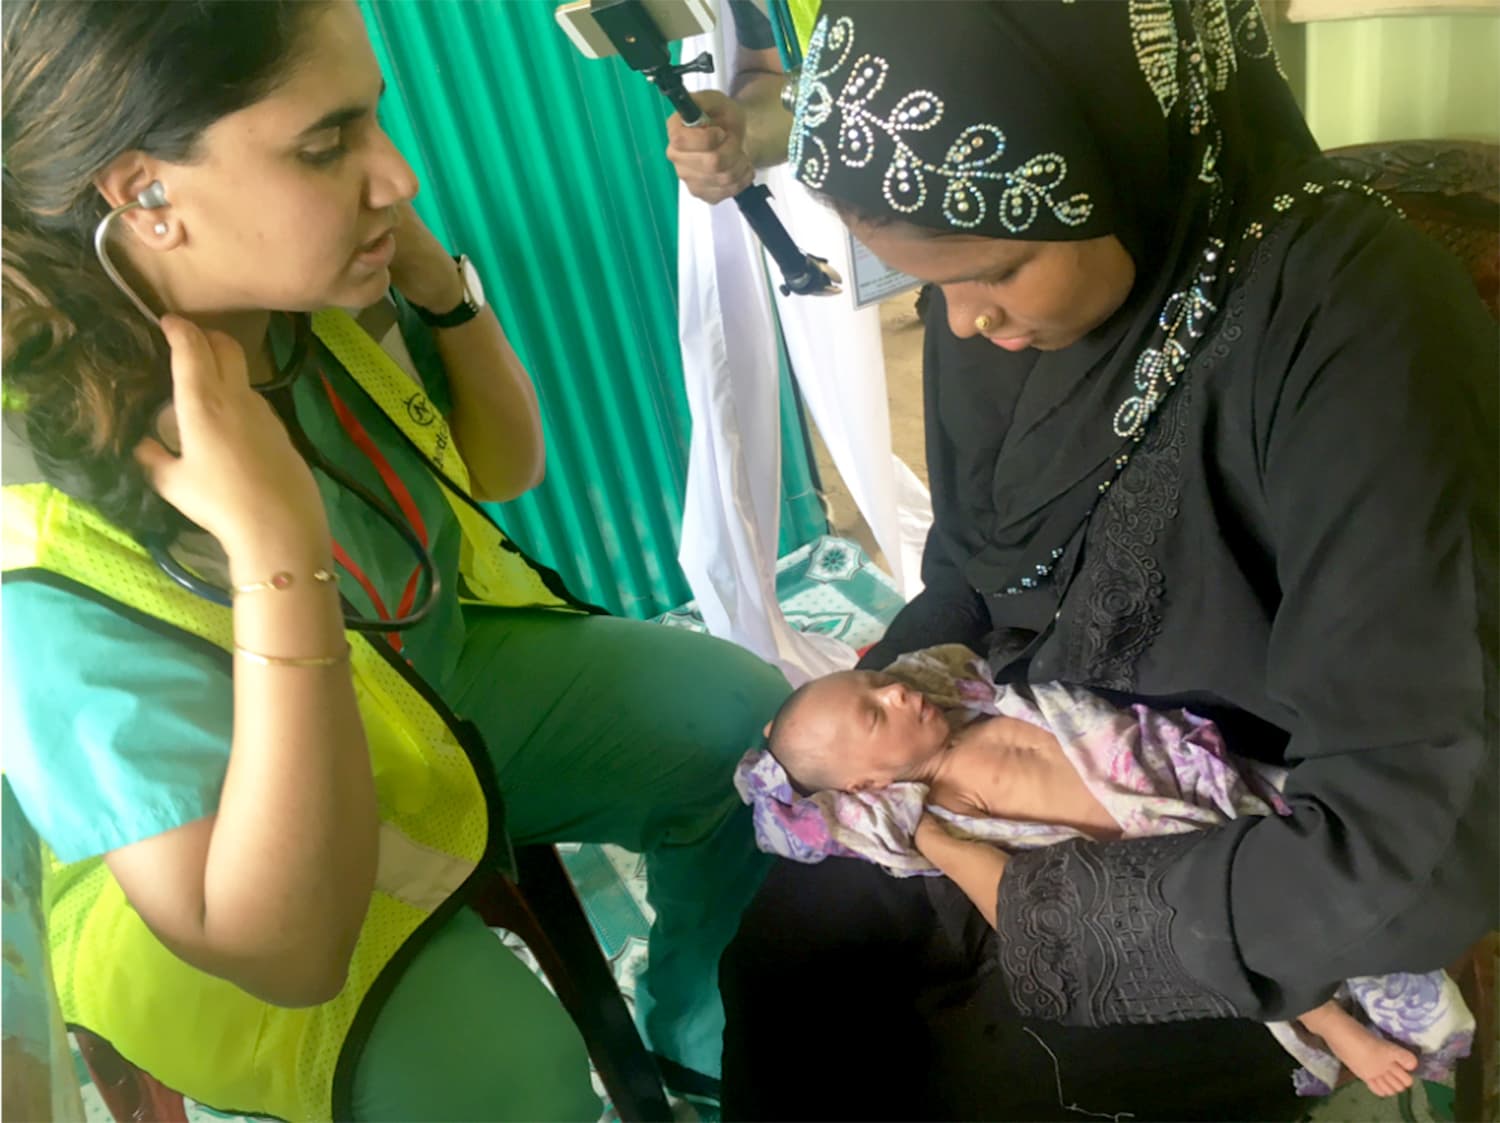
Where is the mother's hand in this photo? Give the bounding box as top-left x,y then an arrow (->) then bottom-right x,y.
915,813 -> 1010,928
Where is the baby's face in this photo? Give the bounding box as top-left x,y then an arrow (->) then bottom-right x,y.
788,671 -> 952,792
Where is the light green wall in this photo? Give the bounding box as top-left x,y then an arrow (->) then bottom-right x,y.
357,0 -> 828,619
1302,13 -> 1500,149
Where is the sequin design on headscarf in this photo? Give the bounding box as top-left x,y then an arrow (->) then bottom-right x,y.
1130,0 -> 1275,121
790,15 -> 1093,233
1108,0 -> 1269,440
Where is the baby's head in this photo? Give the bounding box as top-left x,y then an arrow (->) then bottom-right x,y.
765,669 -> 952,794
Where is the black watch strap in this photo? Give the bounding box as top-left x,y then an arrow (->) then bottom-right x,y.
413,257 -> 480,328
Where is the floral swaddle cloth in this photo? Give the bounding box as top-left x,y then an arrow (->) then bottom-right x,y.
732,645 -> 1473,1096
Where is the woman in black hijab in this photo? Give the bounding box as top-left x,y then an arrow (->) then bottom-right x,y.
719,2 -> 1496,1119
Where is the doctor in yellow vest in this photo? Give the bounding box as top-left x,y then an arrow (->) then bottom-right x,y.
1,2 -> 788,1119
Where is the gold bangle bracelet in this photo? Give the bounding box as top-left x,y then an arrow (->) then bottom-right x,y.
234,642 -> 351,667
231,568 -> 339,596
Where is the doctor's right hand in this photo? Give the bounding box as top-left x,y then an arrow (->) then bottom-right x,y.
666,90 -> 755,204
134,315 -> 329,564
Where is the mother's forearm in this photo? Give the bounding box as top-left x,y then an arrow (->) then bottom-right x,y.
991,833 -> 1240,1027
917,822 -> 1009,927
730,69 -> 794,170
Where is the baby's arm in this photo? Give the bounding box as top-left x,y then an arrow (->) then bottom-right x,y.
913,814 -> 1008,928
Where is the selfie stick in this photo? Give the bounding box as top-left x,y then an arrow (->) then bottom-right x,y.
589,0 -> 841,297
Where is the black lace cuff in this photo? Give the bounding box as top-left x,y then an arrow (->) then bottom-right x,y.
993,834 -> 1238,1027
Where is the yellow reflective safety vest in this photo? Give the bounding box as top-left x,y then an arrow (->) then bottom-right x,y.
1,308 -> 589,1121
786,0 -> 819,56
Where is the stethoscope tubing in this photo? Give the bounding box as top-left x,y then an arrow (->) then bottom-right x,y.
95,205 -> 442,634
94,202 -> 161,327
146,438 -> 441,634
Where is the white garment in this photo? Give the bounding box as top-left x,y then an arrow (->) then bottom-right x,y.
675,2 -> 932,685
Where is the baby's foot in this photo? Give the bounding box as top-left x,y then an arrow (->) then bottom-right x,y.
1332,1030 -> 1419,1097
1297,1002 -> 1420,1097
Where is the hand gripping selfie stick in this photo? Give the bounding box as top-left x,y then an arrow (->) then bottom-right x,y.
578,0 -> 841,297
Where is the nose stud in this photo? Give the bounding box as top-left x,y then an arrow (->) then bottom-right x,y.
974,314 -> 993,333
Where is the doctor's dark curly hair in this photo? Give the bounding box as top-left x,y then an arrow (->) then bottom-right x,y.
2,0 -> 326,534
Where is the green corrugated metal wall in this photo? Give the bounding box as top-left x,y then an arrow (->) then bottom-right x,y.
360,0 -> 827,619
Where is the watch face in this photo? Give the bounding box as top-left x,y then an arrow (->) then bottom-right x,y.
459,255 -> 485,310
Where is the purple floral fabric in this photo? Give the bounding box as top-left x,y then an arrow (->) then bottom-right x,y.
733,644 -> 1473,1094
735,644 -> 1288,875
1270,972 -> 1475,1096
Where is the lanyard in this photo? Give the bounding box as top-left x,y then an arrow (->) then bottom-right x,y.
319,371 -> 430,654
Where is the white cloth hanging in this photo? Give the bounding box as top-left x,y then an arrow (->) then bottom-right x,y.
756,167 -> 934,599
675,2 -> 932,685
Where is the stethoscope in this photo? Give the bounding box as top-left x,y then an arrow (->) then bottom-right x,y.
94,182 -> 440,633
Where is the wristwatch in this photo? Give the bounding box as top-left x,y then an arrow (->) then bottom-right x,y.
413,254 -> 486,328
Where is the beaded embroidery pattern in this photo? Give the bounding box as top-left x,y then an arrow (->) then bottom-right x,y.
787,3 -> 1397,608
1002,0 -> 1355,599
1105,0 -> 1241,452
1106,0 -> 1289,447
789,16 -> 1093,233
1129,0 -> 1275,121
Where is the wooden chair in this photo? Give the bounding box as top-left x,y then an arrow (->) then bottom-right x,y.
71,845 -> 672,1123
1324,138 -> 1499,319
1450,932 -> 1499,1123
473,845 -> 672,1122
1323,137 -> 1498,1123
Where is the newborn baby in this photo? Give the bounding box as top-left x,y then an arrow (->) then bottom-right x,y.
768,659 -> 1124,837
740,645 -> 1473,1100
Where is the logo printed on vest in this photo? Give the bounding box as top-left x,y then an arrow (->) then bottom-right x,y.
405,392 -> 437,427
311,307 -> 572,612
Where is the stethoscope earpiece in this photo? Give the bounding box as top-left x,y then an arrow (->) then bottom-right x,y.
138,180 -> 168,210
94,181 -> 169,327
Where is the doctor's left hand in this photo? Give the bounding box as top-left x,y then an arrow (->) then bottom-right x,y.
387,202 -> 464,313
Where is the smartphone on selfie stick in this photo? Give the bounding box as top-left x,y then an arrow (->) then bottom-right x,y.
556,0 -> 841,297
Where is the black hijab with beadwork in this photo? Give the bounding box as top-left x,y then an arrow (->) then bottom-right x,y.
791,0 -> 1317,254
790,0 -> 1342,637
775,0 -> 1497,1041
